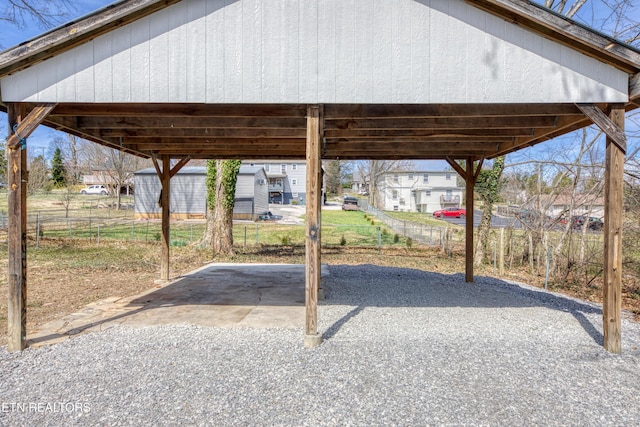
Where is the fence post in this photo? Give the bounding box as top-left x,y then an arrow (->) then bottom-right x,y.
89,217 -> 92,242
36,212 -> 40,249
545,245 -> 551,291
97,224 -> 100,246
146,220 -> 149,243
131,220 -> 135,241
528,233 -> 534,275
190,223 -> 193,243
377,226 -> 381,255
255,223 -> 259,245
244,226 -> 247,248
499,228 -> 505,275
493,240 -> 497,275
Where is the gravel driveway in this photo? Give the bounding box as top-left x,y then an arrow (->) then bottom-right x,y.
1,265 -> 639,426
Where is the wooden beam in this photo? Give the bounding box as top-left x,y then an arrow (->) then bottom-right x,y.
465,158 -> 475,283
101,128 -> 307,138
304,105 -> 322,349
324,128 -> 535,138
78,116 -> 306,129
630,73 -> 640,101
603,104 -> 625,354
445,157 -> 467,178
576,104 -> 627,153
474,158 -> 485,183
6,103 -> 56,149
324,116 -> 559,130
52,103 -> 308,117
323,103 -> 584,118
160,156 -> 171,282
7,104 -> 28,352
169,156 -> 192,178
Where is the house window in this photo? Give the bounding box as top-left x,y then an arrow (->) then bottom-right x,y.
393,206 -> 399,211
424,190 -> 431,196
292,179 -> 298,185
423,174 -> 429,183
281,164 -> 287,172
292,192 -> 299,198
446,190 -> 453,196
292,164 -> 298,171
264,164 -> 270,172
399,198 -> 405,205
408,174 -> 413,180
446,173 -> 452,180
392,190 -> 398,200
393,174 -> 399,183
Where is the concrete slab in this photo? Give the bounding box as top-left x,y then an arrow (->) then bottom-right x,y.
27,263 -> 329,348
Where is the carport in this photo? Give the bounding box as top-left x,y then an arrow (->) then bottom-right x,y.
1,0 -> 639,352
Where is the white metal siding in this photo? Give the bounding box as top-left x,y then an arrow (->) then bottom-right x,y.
1,0 -> 629,103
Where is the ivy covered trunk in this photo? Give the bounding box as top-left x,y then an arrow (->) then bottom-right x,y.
474,156 -> 505,266
202,159 -> 241,256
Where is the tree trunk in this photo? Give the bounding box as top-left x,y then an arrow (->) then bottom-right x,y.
475,203 -> 492,266
201,160 -> 239,256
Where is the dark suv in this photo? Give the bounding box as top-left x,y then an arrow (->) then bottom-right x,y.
572,215 -> 603,231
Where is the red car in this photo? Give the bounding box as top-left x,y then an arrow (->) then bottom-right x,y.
433,207 -> 466,218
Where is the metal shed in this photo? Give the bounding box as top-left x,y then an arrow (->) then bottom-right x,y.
1,0 -> 639,352
134,165 -> 268,220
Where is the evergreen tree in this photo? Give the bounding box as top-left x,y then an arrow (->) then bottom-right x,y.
50,147 -> 66,188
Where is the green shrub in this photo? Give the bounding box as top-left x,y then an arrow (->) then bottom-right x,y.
393,233 -> 400,243
340,235 -> 347,246
406,237 -> 413,248
281,235 -> 292,245
291,200 -> 298,205
382,228 -> 389,236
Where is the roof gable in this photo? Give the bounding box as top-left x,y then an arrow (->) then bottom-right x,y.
1,0 -> 636,104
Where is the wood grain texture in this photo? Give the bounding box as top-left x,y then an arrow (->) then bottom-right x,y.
305,105 -> 322,339
603,105 -> 624,354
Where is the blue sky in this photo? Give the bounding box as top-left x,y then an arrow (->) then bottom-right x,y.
0,0 -> 637,172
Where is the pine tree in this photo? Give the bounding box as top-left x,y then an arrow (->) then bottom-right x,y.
50,147 -> 66,188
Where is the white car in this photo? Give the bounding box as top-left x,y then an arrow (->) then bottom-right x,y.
80,185 -> 108,195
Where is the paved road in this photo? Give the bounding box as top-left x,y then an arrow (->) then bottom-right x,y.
435,210 -> 524,228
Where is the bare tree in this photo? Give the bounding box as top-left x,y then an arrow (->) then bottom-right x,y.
0,0 -> 75,30
83,144 -> 147,210
27,154 -> 49,196
357,160 -> 414,208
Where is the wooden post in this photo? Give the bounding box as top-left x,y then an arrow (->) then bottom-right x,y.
465,158 -> 475,283
161,156 -> 171,281
7,104 -> 27,352
304,105 -> 322,348
499,227 -> 505,276
603,105 -> 625,353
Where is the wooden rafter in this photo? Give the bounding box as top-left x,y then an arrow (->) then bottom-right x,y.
6,103 -> 56,149
576,104 -> 627,153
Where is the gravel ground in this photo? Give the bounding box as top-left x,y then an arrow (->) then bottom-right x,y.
1,265 -> 639,426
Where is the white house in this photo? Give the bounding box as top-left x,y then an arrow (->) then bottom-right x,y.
244,160 -> 308,205
376,171 -> 462,213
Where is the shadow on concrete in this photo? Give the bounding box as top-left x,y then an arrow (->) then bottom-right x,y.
27,263 -> 604,347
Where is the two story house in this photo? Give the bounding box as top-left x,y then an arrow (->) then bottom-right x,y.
244,160 -> 307,205
376,171 -> 463,213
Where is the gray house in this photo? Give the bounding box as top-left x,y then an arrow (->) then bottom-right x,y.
134,166 -> 268,220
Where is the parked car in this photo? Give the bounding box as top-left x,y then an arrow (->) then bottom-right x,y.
433,207 -> 466,218
257,211 -> 283,221
80,185 -> 108,195
572,215 -> 604,231
342,196 -> 359,211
